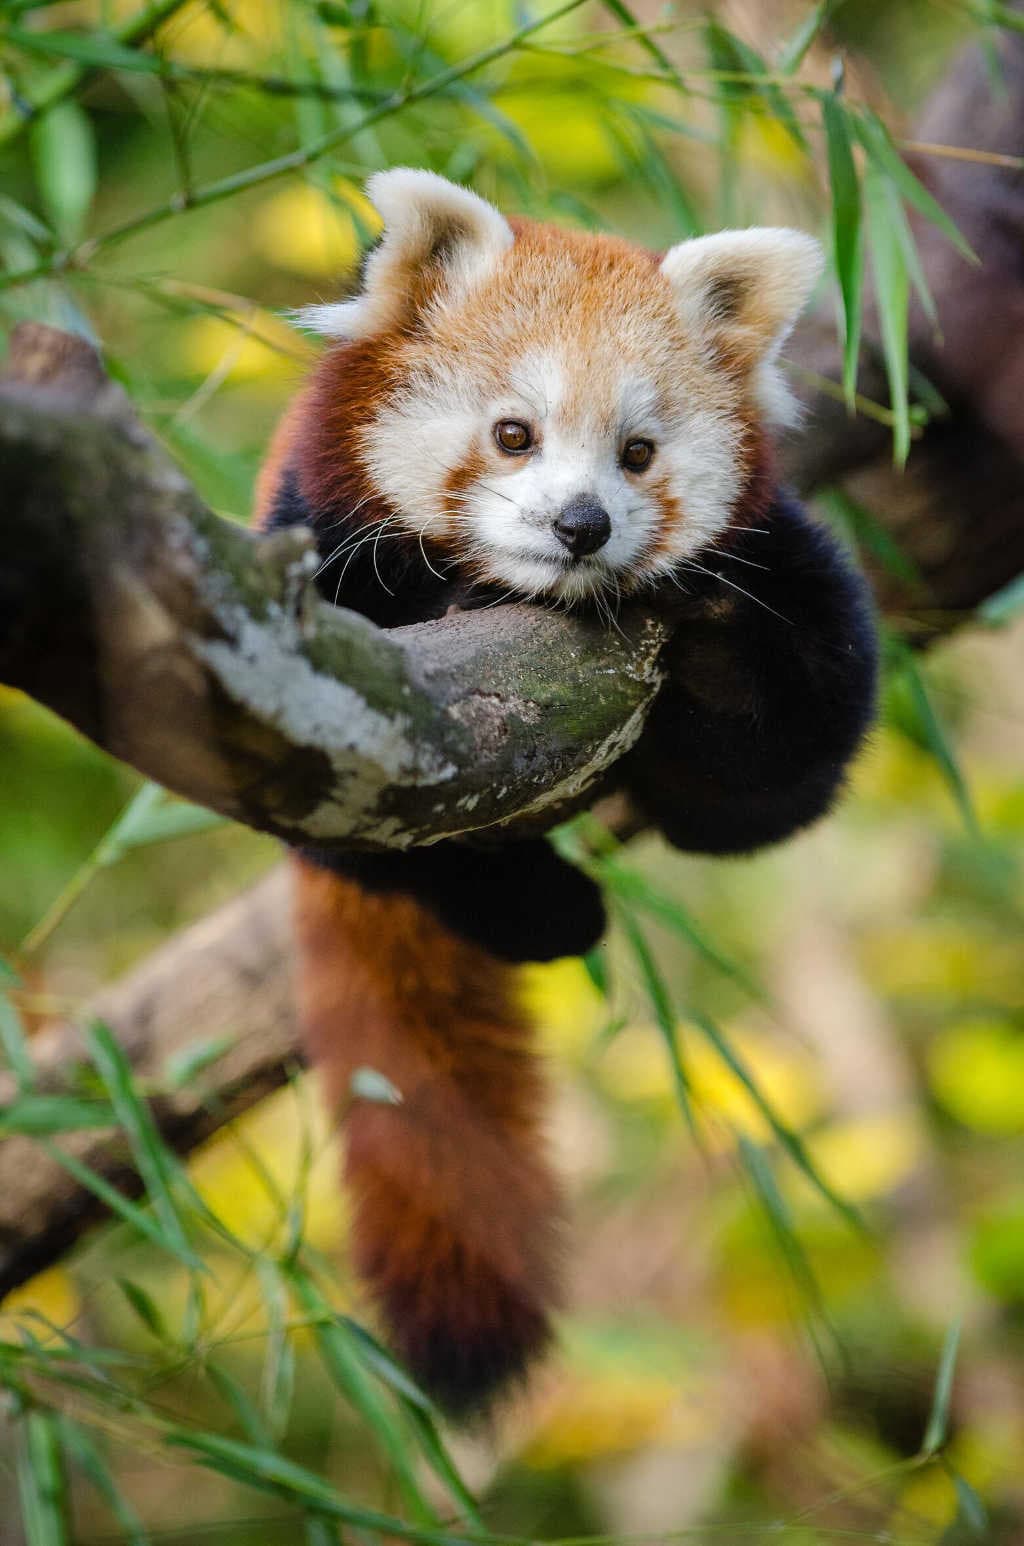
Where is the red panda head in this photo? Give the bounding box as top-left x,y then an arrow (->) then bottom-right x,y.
299,169 -> 823,603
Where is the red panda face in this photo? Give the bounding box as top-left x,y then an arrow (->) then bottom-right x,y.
300,171 -> 823,604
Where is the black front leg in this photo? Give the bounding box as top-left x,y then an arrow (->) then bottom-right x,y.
619,489 -> 879,856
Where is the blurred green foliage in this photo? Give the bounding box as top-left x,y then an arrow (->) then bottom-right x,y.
2,0 -> 1024,1542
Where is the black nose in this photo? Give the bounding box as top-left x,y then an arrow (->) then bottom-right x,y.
553,495 -> 611,559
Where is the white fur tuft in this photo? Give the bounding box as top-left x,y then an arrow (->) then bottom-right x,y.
660,228 -> 824,423
295,168 -> 513,340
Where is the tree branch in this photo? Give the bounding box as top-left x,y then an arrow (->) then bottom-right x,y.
0,872 -> 294,1297
1,324 -> 668,852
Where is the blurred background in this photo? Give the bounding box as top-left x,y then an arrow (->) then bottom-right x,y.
2,0 -> 1024,1541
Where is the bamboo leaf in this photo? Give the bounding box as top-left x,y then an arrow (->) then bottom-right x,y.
0,991 -> 36,1092
285,1264 -> 440,1525
208,1361 -> 275,1449
0,1095 -> 116,1135
85,1019 -> 196,1259
691,1009 -> 866,1232
163,1035 -> 234,1090
706,20 -> 807,151
40,1140 -> 205,1270
889,643 -> 980,838
602,859 -> 764,1002
617,911 -> 695,1133
978,570 -> 1024,628
116,1278 -> 169,1343
28,100 -> 96,245
17,1410 -> 69,1546
737,1137 -> 823,1310
922,1317 -> 962,1455
821,93 -> 863,407
779,0 -> 837,74
817,486 -> 923,588
257,1259 -> 295,1440
945,1466 -> 989,1539
165,1425 -> 474,1545
58,1418 -> 150,1546
8,25 -> 166,72
854,109 -> 976,262
864,162 -> 911,466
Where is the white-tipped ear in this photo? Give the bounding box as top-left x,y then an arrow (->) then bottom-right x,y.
296,169 -> 513,340
660,228 -> 823,421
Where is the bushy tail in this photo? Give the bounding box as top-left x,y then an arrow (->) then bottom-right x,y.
292,858 -> 561,1417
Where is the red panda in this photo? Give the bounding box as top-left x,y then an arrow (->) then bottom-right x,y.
256,169 -> 878,1417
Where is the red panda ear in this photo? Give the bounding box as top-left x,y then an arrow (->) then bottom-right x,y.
660,228 -> 823,420
298,169 -> 513,340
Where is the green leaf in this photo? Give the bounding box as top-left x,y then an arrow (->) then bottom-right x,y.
600,859 -> 764,1002
17,1410 -> 69,1546
208,1361 -> 275,1449
304,1521 -> 342,1546
0,193 -> 54,245
116,800 -> 227,845
0,992 -> 36,1092
285,1265 -> 441,1526
115,1278 -> 169,1343
854,109 -> 976,263
706,20 -> 807,151
922,1316 -> 962,1455
84,1019 -> 196,1260
601,0 -> 690,99
336,1315 -> 433,1410
617,911 -> 695,1133
7,24 -> 165,71
889,643 -> 980,838
778,0 -> 837,74
58,1417 -> 149,1546
821,93 -> 863,407
737,1136 -> 823,1311
162,1427 -> 464,1543
28,100 -> 96,245
0,1095 -> 116,1135
817,486 -> 923,588
978,570 -> 1024,628
582,945 -> 609,998
257,1260 -> 295,1440
691,1008 -> 866,1233
945,1466 -> 989,1540
40,1140 -> 205,1271
864,162 -> 911,466
163,1035 -> 234,1090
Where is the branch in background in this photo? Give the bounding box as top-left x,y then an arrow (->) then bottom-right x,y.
0,324 -> 668,852
783,10 -> 1024,640
0,870 -> 294,1298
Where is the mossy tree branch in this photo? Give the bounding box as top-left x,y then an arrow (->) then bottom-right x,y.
0,324 -> 669,853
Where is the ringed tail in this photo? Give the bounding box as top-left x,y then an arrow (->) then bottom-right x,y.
292,857 -> 562,1416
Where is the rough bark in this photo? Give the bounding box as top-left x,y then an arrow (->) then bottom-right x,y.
0,324 -> 668,853
0,871 -> 294,1297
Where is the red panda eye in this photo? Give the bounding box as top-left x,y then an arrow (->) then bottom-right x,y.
622,438 -> 654,472
494,420 -> 533,454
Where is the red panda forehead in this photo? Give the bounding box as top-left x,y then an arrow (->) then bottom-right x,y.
403,220 -> 700,407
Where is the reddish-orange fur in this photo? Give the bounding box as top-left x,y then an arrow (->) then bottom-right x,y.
253,193 -> 815,1413
291,860 -> 561,1412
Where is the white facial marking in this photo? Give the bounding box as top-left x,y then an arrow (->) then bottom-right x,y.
362,337 -> 745,603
